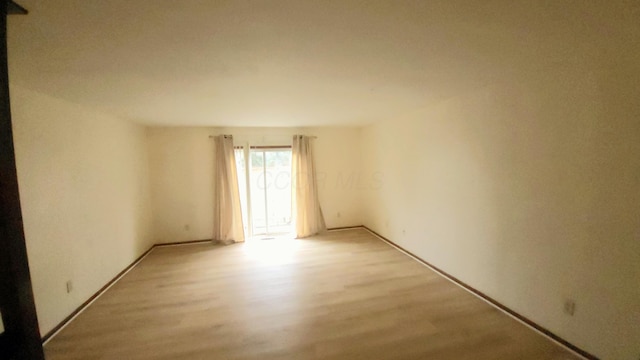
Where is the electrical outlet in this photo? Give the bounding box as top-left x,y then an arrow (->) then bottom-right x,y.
184,224 -> 190,231
337,212 -> 341,218
563,299 -> 576,316
66,280 -> 73,294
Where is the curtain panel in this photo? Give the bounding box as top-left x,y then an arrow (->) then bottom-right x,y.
291,135 -> 326,238
212,135 -> 245,244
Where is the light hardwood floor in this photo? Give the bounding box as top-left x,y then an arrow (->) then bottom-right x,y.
44,229 -> 580,360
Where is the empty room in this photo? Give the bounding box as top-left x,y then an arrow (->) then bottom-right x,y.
1,1 -> 639,359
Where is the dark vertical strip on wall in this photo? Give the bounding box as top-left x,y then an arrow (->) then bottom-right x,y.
0,1 -> 45,359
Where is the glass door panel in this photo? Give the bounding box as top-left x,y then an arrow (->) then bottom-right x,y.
265,151 -> 292,234
249,151 -> 267,235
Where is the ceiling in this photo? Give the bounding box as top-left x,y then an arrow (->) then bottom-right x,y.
6,1 -> 639,127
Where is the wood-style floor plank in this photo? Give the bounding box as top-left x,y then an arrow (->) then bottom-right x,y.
44,229 -> 580,360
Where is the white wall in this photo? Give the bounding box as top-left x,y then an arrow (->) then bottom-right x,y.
360,56 -> 640,358
11,85 -> 154,335
147,126 -> 362,243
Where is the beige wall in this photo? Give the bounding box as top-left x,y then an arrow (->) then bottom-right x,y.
11,85 -> 154,335
147,126 -> 362,243
360,56 -> 640,359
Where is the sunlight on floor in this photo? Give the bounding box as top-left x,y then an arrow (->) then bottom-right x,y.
241,235 -> 300,265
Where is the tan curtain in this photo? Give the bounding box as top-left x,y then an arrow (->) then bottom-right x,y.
291,135 -> 326,238
212,135 -> 245,244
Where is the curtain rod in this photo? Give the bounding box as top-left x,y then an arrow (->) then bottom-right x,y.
208,135 -> 317,139
208,135 -> 233,138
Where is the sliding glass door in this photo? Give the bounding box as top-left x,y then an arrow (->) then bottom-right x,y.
235,147 -> 292,238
